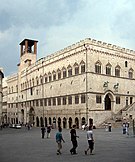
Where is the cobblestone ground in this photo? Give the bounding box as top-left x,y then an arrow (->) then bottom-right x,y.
0,126 -> 135,162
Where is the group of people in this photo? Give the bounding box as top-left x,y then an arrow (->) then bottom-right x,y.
41,125 -> 52,139
55,124 -> 94,155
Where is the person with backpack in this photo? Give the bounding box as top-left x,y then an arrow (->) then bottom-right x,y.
56,127 -> 65,155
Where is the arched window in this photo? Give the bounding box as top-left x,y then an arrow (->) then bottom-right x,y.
62,67 -> 67,78
74,62 -> 79,75
44,73 -> 48,83
48,72 -> 52,82
115,65 -> 120,77
36,76 -> 39,85
129,68 -> 133,79
95,61 -> 101,74
80,60 -> 85,73
67,65 -> 72,77
52,71 -> 56,81
106,63 -> 112,75
57,69 -> 61,79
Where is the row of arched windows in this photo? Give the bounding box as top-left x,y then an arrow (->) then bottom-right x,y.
20,60 -> 85,90
95,61 -> 134,78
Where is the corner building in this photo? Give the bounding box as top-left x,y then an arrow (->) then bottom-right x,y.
7,38 -> 135,128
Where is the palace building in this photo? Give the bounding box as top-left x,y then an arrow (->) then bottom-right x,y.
4,38 -> 135,128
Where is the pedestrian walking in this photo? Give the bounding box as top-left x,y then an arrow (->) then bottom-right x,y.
108,123 -> 112,132
85,125 -> 94,155
122,122 -> 126,134
47,125 -> 51,138
56,127 -> 65,155
70,124 -> 79,155
125,122 -> 129,135
41,125 -> 46,139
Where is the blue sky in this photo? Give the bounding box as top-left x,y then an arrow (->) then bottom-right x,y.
0,0 -> 135,76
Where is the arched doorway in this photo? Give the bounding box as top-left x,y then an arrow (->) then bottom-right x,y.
75,117 -> 79,128
45,117 -> 47,127
40,117 -> 43,127
58,117 -> 61,127
69,117 -> 72,128
53,117 -> 56,128
82,117 -> 86,125
63,117 -> 67,128
36,116 -> 39,127
29,107 -> 35,125
105,94 -> 111,110
21,109 -> 24,124
49,117 -> 52,125
89,118 -> 93,126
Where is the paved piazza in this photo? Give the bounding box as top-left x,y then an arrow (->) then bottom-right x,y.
0,127 -> 135,162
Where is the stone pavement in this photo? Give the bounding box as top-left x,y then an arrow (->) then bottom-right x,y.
0,126 -> 135,162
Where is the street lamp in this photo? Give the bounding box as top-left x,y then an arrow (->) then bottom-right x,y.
84,44 -> 89,125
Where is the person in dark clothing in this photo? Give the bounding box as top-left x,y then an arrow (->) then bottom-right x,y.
41,125 -> 46,139
47,125 -> 51,138
70,124 -> 79,155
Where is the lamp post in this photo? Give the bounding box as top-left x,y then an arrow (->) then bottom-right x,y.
84,44 -> 89,125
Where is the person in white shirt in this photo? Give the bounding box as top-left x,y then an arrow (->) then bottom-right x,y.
85,125 -> 94,155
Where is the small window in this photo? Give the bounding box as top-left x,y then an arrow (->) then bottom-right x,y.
81,94 -> 85,103
36,100 -> 39,106
130,97 -> 133,104
49,75 -> 52,82
45,76 -> 48,83
48,98 -> 51,106
63,97 -> 66,105
68,96 -> 72,104
75,95 -> 79,104
53,98 -> 56,105
44,99 -> 47,106
57,97 -> 61,105
75,66 -> 79,75
125,61 -> 128,67
53,74 -> 56,81
129,69 -> 133,79
116,96 -> 120,104
40,99 -> 43,106
96,95 -> 101,103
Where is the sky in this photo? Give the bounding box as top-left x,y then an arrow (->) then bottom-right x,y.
0,0 -> 135,76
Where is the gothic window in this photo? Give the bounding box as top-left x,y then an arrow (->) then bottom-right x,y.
106,63 -> 112,75
40,75 -> 43,84
44,74 -> 48,83
115,65 -> 120,77
57,69 -> 61,79
74,62 -> 79,75
95,61 -> 101,74
62,67 -> 67,78
32,78 -> 34,86
40,99 -> 43,106
52,71 -> 56,81
44,99 -> 47,106
67,65 -> 72,77
48,72 -> 52,82
129,68 -> 133,79
80,61 -> 85,73
36,77 -> 39,85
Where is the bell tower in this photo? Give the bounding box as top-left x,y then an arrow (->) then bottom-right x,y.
18,39 -> 38,71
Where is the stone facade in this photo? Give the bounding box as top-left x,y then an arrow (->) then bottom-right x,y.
5,38 -> 135,128
0,68 -> 4,125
